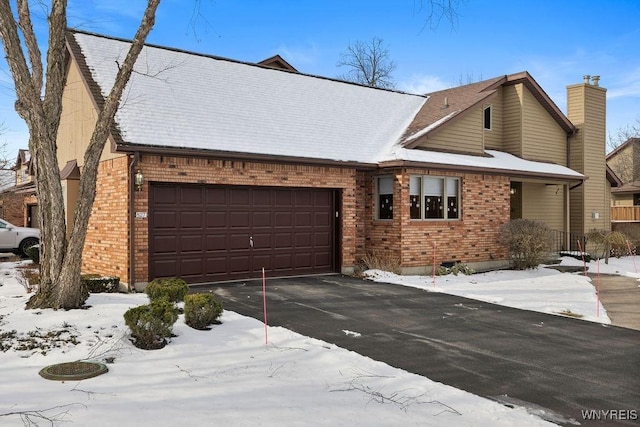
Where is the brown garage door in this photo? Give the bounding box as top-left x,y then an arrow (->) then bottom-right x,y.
149,183 -> 337,283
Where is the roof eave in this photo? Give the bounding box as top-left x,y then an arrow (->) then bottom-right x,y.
115,143 -> 378,170
377,159 -> 585,183
504,71 -> 576,134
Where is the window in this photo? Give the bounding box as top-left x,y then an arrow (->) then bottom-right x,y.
410,176 -> 460,220
483,105 -> 492,130
376,176 -> 394,219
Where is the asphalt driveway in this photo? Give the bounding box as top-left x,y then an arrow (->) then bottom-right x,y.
195,275 -> 640,426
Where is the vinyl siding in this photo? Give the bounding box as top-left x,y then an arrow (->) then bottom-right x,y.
612,194 -> 634,206
423,109 -> 484,155
567,83 -> 608,233
607,144 -> 634,183
522,182 -> 565,231
582,86 -> 608,231
502,84 -> 523,157
522,88 -> 567,165
57,58 -> 123,169
483,87 -> 503,150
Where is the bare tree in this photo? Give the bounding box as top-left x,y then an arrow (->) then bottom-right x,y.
0,0 -> 161,309
415,0 -> 464,31
337,37 -> 397,89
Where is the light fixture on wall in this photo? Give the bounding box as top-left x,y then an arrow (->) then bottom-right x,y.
510,188 -> 516,195
134,170 -> 144,191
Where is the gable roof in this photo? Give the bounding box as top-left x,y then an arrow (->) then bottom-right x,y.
257,55 -> 298,72
66,30 -> 583,182
606,137 -> 640,160
66,29 -> 426,166
401,72 -> 576,146
12,149 -> 30,171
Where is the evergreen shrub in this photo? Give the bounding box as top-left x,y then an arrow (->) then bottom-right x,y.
123,299 -> 179,349
81,274 -> 120,293
184,293 -> 223,330
144,277 -> 189,302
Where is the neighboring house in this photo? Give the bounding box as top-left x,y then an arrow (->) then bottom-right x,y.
606,137 -> 640,225
0,149 -> 39,228
608,137 -> 640,206
56,29 -> 609,288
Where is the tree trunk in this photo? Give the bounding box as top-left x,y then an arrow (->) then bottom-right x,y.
1,0 -> 161,309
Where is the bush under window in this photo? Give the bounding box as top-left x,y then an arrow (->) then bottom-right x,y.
500,219 -> 553,269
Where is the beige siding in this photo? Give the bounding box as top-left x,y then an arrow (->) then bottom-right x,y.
57,59 -> 123,168
61,179 -> 79,236
483,87 -> 503,150
607,143 -> 634,183
522,182 -> 565,231
567,83 -> 608,233
422,109 -> 484,155
611,194 -> 634,207
568,131 -> 585,234
502,84 -> 523,157
522,88 -> 567,165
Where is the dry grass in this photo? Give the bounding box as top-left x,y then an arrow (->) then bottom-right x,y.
358,250 -> 401,274
17,268 -> 39,293
556,309 -> 584,319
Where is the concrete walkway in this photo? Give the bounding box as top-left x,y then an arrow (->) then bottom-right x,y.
591,273 -> 640,331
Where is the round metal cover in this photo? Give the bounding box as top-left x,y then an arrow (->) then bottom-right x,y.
39,361 -> 108,381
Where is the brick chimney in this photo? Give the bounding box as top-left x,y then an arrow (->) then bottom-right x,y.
567,75 -> 608,234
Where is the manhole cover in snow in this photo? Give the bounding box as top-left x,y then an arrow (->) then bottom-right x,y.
39,361 -> 108,381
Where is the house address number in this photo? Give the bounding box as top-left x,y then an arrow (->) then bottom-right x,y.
136,212 -> 148,219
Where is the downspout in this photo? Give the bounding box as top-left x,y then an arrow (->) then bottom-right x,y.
128,152 -> 140,292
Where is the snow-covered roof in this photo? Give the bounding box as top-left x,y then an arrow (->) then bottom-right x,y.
382,148 -> 584,181
70,31 -> 426,165
68,31 -> 583,181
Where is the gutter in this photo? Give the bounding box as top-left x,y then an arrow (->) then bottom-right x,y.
128,152 -> 140,292
114,144 -> 378,170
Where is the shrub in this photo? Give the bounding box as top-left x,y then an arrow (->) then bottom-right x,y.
81,274 -> 120,293
144,277 -> 189,302
24,245 -> 39,264
500,219 -> 553,269
612,223 -> 640,253
586,229 -> 631,262
123,299 -> 179,349
184,293 -> 223,330
435,262 -> 474,276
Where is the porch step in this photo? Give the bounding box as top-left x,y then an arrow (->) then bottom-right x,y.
544,264 -> 588,273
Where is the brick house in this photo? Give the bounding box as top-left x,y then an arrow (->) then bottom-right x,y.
55,30 -> 610,289
0,149 -> 39,228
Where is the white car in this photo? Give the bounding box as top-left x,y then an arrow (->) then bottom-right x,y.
0,219 -> 40,257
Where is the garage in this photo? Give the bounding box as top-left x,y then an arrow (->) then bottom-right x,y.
149,183 -> 338,283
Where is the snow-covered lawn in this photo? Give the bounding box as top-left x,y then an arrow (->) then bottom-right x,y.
1,257 -> 636,426
365,255 -> 640,325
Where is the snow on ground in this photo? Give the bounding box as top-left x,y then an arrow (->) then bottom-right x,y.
1,257 -> 636,426
365,256 -> 628,324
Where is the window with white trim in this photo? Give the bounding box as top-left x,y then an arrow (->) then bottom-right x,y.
409,176 -> 460,220
483,105 -> 492,130
376,176 -> 394,220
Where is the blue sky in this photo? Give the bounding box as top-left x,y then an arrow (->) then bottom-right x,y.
1,0 -> 639,159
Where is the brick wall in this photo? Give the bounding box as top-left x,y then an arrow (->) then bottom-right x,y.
0,189 -> 37,227
363,169 -> 510,272
133,155 -> 359,284
0,190 -> 25,225
363,170 -> 403,264
85,154 -> 512,284
82,156 -> 129,282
